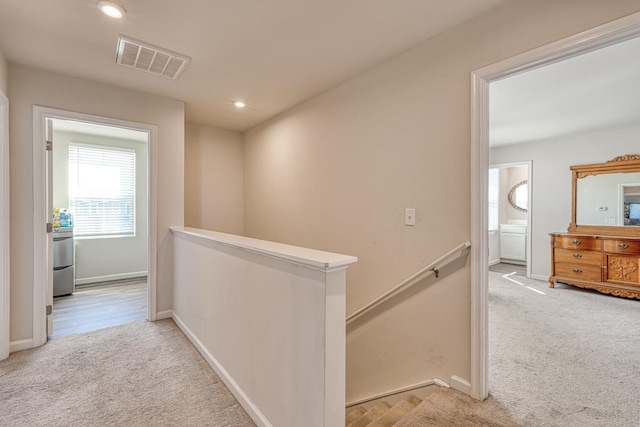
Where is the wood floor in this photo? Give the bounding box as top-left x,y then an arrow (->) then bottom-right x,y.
49,279 -> 147,339
489,262 -> 526,276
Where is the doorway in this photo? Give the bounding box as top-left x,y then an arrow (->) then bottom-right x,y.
32,106 -> 157,346
488,162 -> 532,278
470,13 -> 640,400
48,118 -> 149,338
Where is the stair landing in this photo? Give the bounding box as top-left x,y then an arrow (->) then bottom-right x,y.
346,388 -> 518,426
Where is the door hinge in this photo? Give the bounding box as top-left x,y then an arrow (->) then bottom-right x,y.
47,223 -> 53,233
46,140 -> 53,151
46,305 -> 53,316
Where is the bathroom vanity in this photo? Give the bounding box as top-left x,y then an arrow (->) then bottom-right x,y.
500,224 -> 527,264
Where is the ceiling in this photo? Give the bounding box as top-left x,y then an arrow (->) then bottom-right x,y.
0,0 -> 510,132
490,35 -> 640,147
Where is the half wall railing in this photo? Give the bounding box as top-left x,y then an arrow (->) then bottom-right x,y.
170,226 -> 357,427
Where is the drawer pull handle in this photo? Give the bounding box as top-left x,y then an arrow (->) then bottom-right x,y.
572,253 -> 582,258
571,240 -> 581,245
617,243 -> 629,249
572,268 -> 582,274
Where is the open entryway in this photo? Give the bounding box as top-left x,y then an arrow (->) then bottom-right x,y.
47,118 -> 149,338
471,10 -> 640,425
488,162 -> 532,278
33,107 -> 156,344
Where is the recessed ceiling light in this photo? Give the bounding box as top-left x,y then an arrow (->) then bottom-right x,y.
98,1 -> 126,19
234,101 -> 246,109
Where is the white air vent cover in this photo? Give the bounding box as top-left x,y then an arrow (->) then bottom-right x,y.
116,36 -> 190,80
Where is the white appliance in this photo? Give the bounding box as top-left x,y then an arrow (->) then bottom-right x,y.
53,227 -> 75,296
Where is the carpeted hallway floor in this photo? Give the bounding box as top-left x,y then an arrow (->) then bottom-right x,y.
0,319 -> 255,427
3,270 -> 638,427
488,267 -> 640,427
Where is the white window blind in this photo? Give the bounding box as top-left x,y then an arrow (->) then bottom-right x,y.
69,144 -> 136,237
488,168 -> 500,231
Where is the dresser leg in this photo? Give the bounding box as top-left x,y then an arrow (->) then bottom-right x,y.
548,279 -> 555,288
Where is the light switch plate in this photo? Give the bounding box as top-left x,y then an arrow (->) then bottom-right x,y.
405,208 -> 416,226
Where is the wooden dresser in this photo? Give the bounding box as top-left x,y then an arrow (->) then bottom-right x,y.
549,233 -> 640,299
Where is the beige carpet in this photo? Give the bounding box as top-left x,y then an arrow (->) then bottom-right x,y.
394,389 -> 518,427
489,269 -> 640,427
0,319 -> 255,426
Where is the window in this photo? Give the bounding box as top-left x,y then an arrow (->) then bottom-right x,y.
69,144 -> 135,237
488,168 -> 500,231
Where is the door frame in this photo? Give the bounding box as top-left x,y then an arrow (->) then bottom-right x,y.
32,106 -> 157,347
470,12 -> 640,400
0,90 -> 8,360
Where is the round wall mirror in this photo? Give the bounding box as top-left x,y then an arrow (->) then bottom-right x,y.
508,180 -> 528,212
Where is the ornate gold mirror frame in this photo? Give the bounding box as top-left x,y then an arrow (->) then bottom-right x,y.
569,154 -> 640,236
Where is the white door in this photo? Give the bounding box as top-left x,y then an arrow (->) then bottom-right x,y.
45,118 -> 54,337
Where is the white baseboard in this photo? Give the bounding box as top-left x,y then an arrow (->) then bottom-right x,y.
75,271 -> 148,286
488,259 -> 501,266
10,338 -> 34,353
155,310 -> 172,320
432,377 -> 451,388
450,375 -> 471,395
171,312 -> 272,427
347,378 -> 447,408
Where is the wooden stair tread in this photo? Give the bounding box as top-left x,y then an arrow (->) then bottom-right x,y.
346,401 -> 392,427
366,395 -> 423,427
345,406 -> 367,425
346,387 -> 520,426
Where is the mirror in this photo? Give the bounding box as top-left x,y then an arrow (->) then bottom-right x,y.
570,154 -> 640,236
508,180 -> 528,212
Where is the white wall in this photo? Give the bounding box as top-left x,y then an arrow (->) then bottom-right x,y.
243,0 -> 640,400
185,122 -> 244,235
8,64 -> 184,343
490,125 -> 640,280
53,130 -> 148,283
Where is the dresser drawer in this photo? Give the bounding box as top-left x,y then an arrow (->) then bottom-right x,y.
603,239 -> 640,255
554,248 -> 601,265
554,236 -> 600,251
555,263 -> 602,282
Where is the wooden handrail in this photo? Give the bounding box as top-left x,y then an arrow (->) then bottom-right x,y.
346,241 -> 471,325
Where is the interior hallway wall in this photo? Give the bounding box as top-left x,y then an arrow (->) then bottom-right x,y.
8,64 -> 184,343
243,0 -> 640,402
185,122 -> 244,235
490,124 -> 640,280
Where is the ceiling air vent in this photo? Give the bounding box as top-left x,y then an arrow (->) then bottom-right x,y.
115,36 -> 190,80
